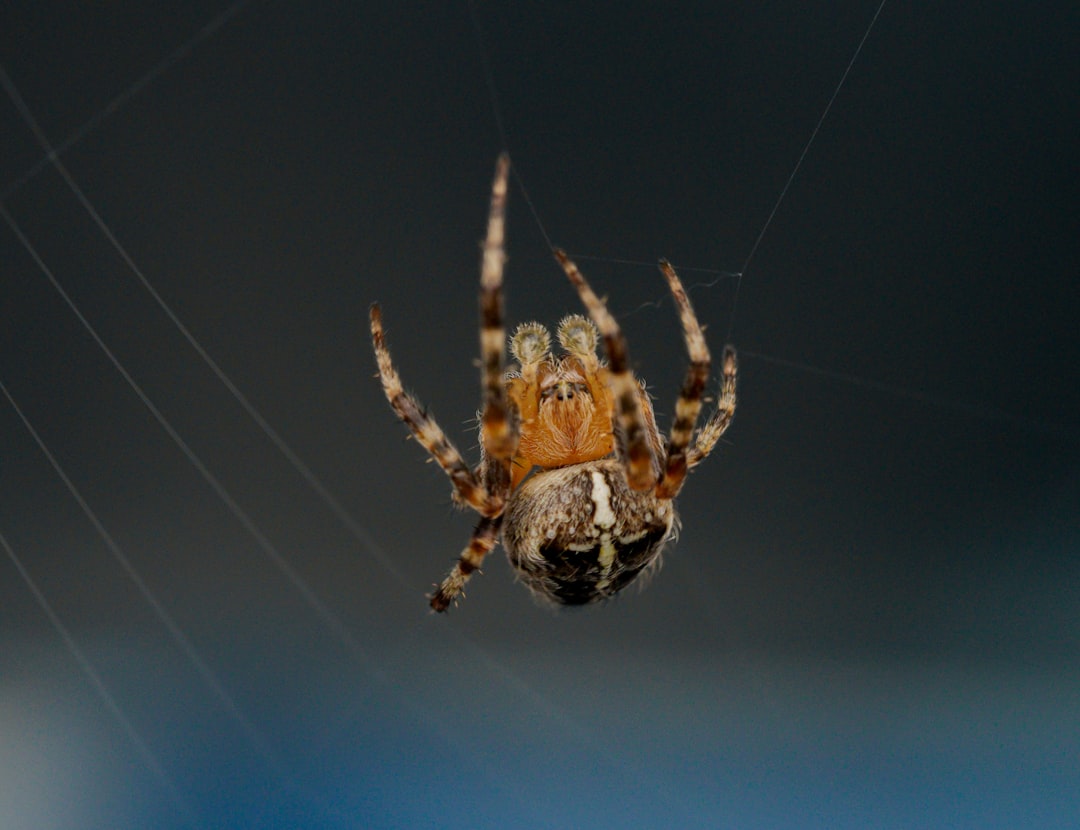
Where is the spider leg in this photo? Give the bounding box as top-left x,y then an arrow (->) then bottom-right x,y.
686,345 -> 737,469
479,154 -> 516,466
655,260 -> 711,499
369,303 -> 496,516
431,156 -> 517,612
554,248 -> 657,491
430,514 -> 503,612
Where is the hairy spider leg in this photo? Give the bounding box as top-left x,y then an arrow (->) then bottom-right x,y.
431,154 -> 518,611
686,345 -> 737,470
369,304 -> 494,514
553,248 -> 658,491
479,153 -> 515,465
655,259 -> 712,499
429,515 -> 503,612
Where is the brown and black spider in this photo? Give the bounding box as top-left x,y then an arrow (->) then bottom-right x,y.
370,154 -> 736,612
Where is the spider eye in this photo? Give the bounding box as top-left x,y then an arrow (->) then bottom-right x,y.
557,314 -> 598,357
511,322 -> 551,365
540,380 -> 589,402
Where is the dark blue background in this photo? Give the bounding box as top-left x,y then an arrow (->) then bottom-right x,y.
1,1 -> 1077,827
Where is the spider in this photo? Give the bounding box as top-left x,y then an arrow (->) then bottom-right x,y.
369,154 -> 736,612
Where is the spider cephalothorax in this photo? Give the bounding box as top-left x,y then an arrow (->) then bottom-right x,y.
503,316 -> 644,485
370,154 -> 736,612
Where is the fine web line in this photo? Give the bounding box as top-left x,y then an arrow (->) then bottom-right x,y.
0,526 -> 201,828
0,198 -> 490,814
743,350 -> 1078,443
463,2 -> 1067,437
0,375 -> 288,790
0,201 -> 370,664
0,0 -> 251,202
467,0 -> 554,253
0,63 -> 408,588
0,18 -> 624,805
466,0 -> 890,331
726,0 -> 891,343
0,13 -> 421,809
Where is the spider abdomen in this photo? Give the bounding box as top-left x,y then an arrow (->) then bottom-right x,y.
502,458 -> 676,605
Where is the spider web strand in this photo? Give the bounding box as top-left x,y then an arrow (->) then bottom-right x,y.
0,61 -> 409,588
0,525 -> 201,827
467,0 -> 556,252
0,1 -> 251,201
726,0 -> 890,342
0,202 -> 372,667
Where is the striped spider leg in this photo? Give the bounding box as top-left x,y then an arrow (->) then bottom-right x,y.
370,154 -> 515,611
552,251 -> 737,500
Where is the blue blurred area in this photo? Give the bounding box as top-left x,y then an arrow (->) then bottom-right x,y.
5,637 -> 1078,829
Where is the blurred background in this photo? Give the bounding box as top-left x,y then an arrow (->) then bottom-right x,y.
1,1 -> 1077,827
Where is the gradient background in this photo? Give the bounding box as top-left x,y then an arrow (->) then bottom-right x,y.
1,2 -> 1077,828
